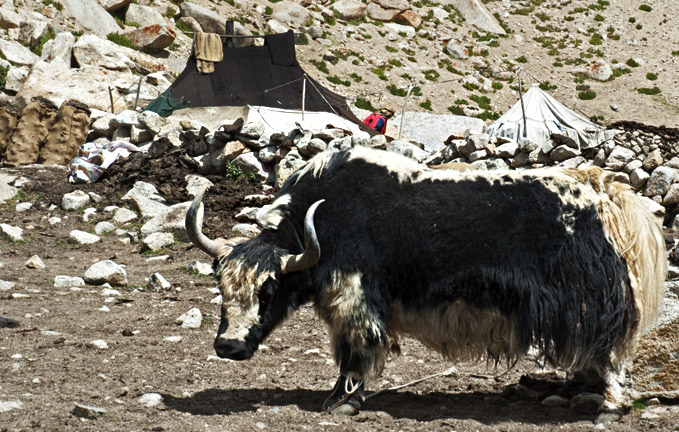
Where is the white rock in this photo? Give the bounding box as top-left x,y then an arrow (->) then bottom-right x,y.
0,223 -> 23,242
125,3 -> 165,27
271,1 -> 312,28
188,260 -> 213,276
89,339 -> 109,350
94,221 -> 116,234
69,230 -> 101,245
60,0 -> 120,37
62,190 -> 91,210
147,272 -> 171,291
84,260 -> 128,286
48,216 -> 62,226
41,32 -> 76,69
14,203 -> 33,213
141,232 -> 175,252
113,207 -> 138,224
25,255 -> 45,269
82,208 -> 97,222
140,201 -> 192,241
176,308 -> 202,329
138,393 -> 164,408
232,223 -> 261,238
0,280 -> 16,291
101,288 -> 121,296
587,59 -> 612,81
644,166 -> 677,197
99,305 -> 110,312
164,335 -> 183,342
0,400 -> 24,412
0,39 -> 40,67
179,1 -> 226,34
54,275 -> 86,288
185,175 -> 213,197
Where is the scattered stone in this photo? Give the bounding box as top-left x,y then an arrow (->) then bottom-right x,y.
94,221 -> 116,234
54,275 -> 86,288
69,230 -> 101,245
48,216 -> 62,225
101,288 -> 121,296
176,307 -> 202,329
25,255 -> 45,269
164,335 -> 182,342
141,232 -> 175,252
0,400 -> 24,412
188,260 -> 213,276
72,403 -> 107,419
82,208 -> 97,223
541,395 -> 570,407
84,260 -> 128,286
138,393 -> 164,408
0,223 -> 24,242
232,223 -> 261,238
0,280 -> 16,291
147,272 -> 171,291
15,202 -> 32,212
62,190 -> 91,210
88,339 -> 109,350
570,392 -> 604,414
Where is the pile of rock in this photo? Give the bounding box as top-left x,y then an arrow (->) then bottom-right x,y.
426,125 -> 679,227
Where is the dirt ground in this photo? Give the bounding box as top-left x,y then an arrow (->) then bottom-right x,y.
2,161 -> 679,431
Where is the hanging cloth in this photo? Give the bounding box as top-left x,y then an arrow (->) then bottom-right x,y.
194,32 -> 224,74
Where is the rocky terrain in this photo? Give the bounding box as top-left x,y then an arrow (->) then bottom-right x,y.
0,0 -> 678,128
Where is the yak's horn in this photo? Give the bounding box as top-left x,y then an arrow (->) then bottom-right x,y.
281,199 -> 325,274
185,187 -> 229,258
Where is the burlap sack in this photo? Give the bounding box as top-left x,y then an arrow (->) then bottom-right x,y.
3,97 -> 58,167
0,101 -> 20,161
39,100 -> 91,165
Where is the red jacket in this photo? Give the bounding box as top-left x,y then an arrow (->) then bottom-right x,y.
362,113 -> 387,134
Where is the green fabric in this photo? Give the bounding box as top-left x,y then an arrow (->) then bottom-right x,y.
142,88 -> 188,118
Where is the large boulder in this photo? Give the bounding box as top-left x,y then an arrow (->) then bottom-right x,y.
40,32 -> 76,69
0,4 -> 23,29
98,0 -> 132,12
0,39 -> 39,67
124,3 -> 166,27
331,0 -> 367,20
442,0 -> 506,35
60,0 -> 121,37
18,20 -> 52,49
272,1 -> 312,28
367,0 -> 410,21
180,1 -> 225,34
122,24 -> 177,50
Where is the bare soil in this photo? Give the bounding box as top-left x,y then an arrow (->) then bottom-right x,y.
1,164 -> 678,431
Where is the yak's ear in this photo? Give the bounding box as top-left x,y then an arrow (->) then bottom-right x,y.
280,200 -> 324,274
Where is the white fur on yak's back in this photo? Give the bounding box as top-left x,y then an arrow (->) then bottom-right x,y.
562,167 -> 666,342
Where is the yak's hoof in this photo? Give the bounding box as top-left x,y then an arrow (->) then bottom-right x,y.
595,410 -> 623,424
330,400 -> 360,416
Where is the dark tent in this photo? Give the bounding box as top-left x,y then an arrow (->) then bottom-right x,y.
145,30 -> 375,135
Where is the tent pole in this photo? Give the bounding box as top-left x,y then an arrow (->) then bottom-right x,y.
398,82 -> 415,140
517,67 -> 527,139
302,75 -> 306,121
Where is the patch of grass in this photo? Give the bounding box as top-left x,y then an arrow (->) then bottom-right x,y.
636,24 -> 643,30
463,82 -> 479,91
388,59 -> 402,67
539,80 -> 557,91
447,65 -> 464,75
310,59 -> 329,74
165,6 -> 176,17
327,75 -> 350,86
385,46 -> 397,53
638,4 -> 652,12
387,84 -> 407,97
516,55 -> 528,63
32,29 -> 56,56
8,188 -> 44,203
176,20 -> 195,36
578,90 -> 597,100
371,67 -> 388,81
448,105 -> 466,116
294,33 -> 309,45
646,72 -> 658,81
631,401 -> 647,411
42,0 -> 63,11
589,33 -> 603,45
175,266 -> 211,278
350,73 -> 362,83
673,51 -> 679,56
168,43 -> 179,52
0,64 -> 9,90
478,110 -> 500,121
511,7 -> 534,15
107,33 -> 136,49
423,69 -> 440,81
470,94 -> 491,110
225,160 -> 255,182
594,14 -> 604,21
455,99 -> 468,105
637,86 -> 661,95
419,99 -> 432,111
355,98 -> 377,112
626,58 -> 640,67
264,5 -> 273,14
492,81 -> 503,90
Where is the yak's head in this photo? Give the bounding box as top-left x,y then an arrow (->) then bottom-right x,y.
185,189 -> 323,361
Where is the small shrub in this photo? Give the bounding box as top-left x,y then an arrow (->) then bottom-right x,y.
578,90 -> 597,100
594,14 -> 604,21
355,98 -> 377,111
628,17 -> 636,23
463,82 -> 479,91
646,72 -> 658,80
165,6 -> 176,17
42,0 -> 63,11
492,81 -> 503,90
419,99 -> 432,111
176,20 -> 195,36
387,84 -> 407,97
264,6 -> 273,14
636,24 -> 643,30
350,73 -> 362,82
455,99 -> 469,105
388,59 -> 402,67
169,43 -> 179,51
478,110 -> 500,121
32,29 -> 56,56
470,94 -> 491,110
423,69 -> 440,81
225,161 -> 255,182
539,81 -> 558,91
107,32 -> 136,49
516,55 -> 528,63
626,58 -> 640,67
638,4 -> 652,12
673,51 -> 679,56
448,105 -> 466,115
0,64 -> 9,90
386,46 -> 397,53
327,75 -> 350,86
310,59 -> 329,74
371,67 -> 387,81
637,86 -> 661,95
294,33 -> 309,45
589,33 -> 603,45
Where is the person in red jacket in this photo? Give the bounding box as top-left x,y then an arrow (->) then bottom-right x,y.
362,108 -> 394,134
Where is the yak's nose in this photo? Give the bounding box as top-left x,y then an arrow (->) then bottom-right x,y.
214,337 -> 252,361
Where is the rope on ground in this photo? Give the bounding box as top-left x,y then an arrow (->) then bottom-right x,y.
364,367 -> 498,400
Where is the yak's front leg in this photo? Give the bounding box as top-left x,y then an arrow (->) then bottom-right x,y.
318,272 -> 389,415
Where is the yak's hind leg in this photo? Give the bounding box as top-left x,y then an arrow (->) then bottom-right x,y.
318,271 -> 389,415
596,363 -> 630,424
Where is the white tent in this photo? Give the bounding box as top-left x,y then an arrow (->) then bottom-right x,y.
488,85 -> 604,149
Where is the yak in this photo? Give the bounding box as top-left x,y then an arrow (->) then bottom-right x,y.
186,146 -> 665,423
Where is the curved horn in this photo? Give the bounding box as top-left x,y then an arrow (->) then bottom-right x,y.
185,187 -> 228,258
281,199 -> 325,274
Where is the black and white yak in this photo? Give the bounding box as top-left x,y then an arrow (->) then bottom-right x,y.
186,146 -> 666,423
